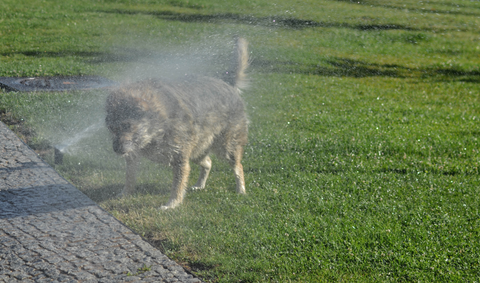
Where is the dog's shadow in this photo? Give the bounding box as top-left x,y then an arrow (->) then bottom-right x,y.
80,163 -> 237,205
81,183 -> 172,204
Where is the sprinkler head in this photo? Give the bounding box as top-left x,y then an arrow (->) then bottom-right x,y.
54,147 -> 64,165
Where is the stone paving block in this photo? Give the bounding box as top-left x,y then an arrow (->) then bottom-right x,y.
0,120 -> 202,282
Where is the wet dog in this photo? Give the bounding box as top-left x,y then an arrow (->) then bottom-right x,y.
105,38 -> 249,209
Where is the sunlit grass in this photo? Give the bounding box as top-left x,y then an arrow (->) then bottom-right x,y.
1,0 -> 480,282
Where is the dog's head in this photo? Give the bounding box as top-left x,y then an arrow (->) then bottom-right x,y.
105,88 -> 164,155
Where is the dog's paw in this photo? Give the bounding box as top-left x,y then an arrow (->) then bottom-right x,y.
119,185 -> 136,197
236,185 -> 246,195
190,185 -> 205,191
117,188 -> 131,198
159,201 -> 180,210
116,190 -> 127,198
160,204 -> 179,210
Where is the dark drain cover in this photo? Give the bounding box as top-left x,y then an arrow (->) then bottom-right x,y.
0,76 -> 118,92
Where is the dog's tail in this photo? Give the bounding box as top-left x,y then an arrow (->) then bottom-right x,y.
225,37 -> 249,90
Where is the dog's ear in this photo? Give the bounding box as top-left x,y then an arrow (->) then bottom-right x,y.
135,96 -> 153,113
106,92 -> 146,121
133,93 -> 168,120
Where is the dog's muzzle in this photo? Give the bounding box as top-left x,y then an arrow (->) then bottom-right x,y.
112,138 -> 124,154
112,137 -> 134,155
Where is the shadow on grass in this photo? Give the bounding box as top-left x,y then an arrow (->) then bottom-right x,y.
1,51 -> 106,58
4,41 -> 477,83
82,183 -> 171,203
3,48 -> 478,82
146,236 -> 220,280
252,57 -> 403,78
98,9 -> 417,31
81,183 -> 123,203
378,167 -> 477,176
335,0 -> 480,18
253,57 -> 480,82
0,49 -> 153,64
430,68 -> 480,83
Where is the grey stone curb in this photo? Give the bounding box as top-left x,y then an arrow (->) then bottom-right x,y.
0,121 -> 202,283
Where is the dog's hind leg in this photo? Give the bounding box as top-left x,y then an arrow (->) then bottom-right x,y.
192,155 -> 212,190
122,154 -> 138,196
161,156 -> 191,210
228,147 -> 246,195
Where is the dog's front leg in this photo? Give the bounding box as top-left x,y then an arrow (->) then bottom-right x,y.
161,156 -> 190,210
121,153 -> 138,196
192,155 -> 212,190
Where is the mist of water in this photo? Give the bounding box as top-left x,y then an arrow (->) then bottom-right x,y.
108,35 -> 238,83
36,35 -> 241,169
54,119 -> 105,154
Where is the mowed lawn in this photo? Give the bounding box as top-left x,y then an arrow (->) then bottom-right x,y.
1,0 -> 479,282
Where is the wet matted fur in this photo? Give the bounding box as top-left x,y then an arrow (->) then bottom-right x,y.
105,38 -> 249,209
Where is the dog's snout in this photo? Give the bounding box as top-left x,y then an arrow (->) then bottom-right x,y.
112,135 -> 135,155
112,138 -> 125,155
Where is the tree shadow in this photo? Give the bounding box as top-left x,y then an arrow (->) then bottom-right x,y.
252,57 -> 480,82
1,51 -> 105,58
415,67 -> 480,83
3,9 -> 476,83
335,0 -> 480,18
0,185 -> 96,219
0,50 -> 150,64
98,9 -> 417,31
377,167 -> 475,176
4,48 -> 478,82
252,57 -> 403,78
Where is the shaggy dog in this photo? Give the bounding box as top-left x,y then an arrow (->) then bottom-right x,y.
105,38 -> 249,210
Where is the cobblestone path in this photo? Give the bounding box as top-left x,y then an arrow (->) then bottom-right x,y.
0,121 -> 201,282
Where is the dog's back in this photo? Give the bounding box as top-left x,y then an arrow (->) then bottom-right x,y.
138,75 -> 248,160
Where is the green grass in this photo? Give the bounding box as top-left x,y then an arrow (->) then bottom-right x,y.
1,0 -> 480,282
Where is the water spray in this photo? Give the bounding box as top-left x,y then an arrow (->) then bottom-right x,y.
53,119 -> 104,164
